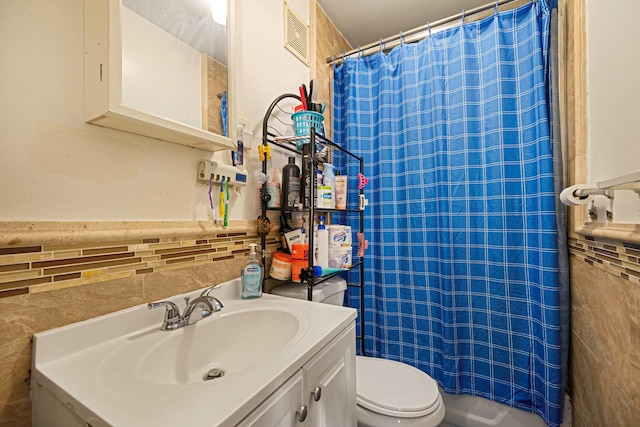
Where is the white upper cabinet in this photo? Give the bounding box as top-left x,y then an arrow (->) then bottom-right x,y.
84,0 -> 237,152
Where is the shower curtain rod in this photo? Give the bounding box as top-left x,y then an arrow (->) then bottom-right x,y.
326,0 -> 532,64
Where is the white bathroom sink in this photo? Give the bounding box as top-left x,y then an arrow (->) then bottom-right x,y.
102,306 -> 303,388
32,278 -> 356,427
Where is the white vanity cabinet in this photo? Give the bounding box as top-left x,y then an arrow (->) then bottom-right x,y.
304,323 -> 357,426
32,279 -> 358,427
236,371 -> 305,426
238,324 -> 356,426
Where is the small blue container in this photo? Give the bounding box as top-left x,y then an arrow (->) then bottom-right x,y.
292,111 -> 324,149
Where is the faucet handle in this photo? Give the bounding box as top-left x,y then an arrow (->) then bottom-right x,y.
200,284 -> 221,297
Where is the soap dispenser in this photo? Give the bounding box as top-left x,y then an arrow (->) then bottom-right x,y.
241,243 -> 263,299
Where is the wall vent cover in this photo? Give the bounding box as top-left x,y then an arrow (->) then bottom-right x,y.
284,2 -> 309,66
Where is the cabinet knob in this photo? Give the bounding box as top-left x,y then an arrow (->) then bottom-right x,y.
296,405 -> 308,422
311,386 -> 322,401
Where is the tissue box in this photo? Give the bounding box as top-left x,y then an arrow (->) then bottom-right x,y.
328,225 -> 351,247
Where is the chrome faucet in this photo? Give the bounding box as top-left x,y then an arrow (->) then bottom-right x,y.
148,286 -> 224,331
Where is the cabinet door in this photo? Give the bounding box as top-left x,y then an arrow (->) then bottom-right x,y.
304,324 -> 357,427
237,371 -> 305,427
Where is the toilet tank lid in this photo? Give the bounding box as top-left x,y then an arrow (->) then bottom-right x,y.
271,277 -> 347,302
356,356 -> 441,418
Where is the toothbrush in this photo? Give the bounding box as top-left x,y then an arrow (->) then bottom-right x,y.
209,177 -> 217,224
223,179 -> 229,227
219,178 -> 226,220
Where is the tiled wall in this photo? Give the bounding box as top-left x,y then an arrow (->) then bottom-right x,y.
569,235 -> 640,286
560,0 -> 640,423
0,220 -> 279,426
0,223 -> 275,298
568,235 -> 640,426
311,0 -> 352,138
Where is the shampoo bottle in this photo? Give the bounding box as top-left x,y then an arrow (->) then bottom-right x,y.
241,243 -> 263,299
282,157 -> 300,208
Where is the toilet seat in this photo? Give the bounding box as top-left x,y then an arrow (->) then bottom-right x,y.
356,356 -> 441,418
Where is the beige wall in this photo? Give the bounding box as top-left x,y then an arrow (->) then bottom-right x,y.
564,0 -> 640,425
569,248 -> 640,426
583,0 -> 640,223
0,0 -> 310,223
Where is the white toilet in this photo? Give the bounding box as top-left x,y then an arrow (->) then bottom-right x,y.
271,279 -> 446,426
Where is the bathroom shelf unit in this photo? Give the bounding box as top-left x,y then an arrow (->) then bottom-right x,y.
260,93 -> 366,356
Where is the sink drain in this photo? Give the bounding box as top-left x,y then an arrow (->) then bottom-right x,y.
204,368 -> 225,381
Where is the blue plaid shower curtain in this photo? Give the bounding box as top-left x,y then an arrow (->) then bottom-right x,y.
333,1 -> 565,426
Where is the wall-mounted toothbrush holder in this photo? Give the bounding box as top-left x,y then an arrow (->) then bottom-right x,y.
197,160 -> 248,187
560,171 -> 640,221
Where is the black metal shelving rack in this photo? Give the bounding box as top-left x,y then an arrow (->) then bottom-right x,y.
260,93 -> 366,356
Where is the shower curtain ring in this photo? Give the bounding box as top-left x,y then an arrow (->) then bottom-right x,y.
427,22 -> 431,38
495,0 -> 499,13
461,10 -> 465,24
379,38 -> 384,54
399,31 -> 404,44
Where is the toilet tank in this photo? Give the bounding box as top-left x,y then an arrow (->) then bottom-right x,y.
271,277 -> 347,306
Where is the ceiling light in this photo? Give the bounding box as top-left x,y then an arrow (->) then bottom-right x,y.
211,0 -> 226,25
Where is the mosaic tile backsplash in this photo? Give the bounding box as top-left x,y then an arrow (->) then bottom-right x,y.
0,222 -> 279,299
2,224 -> 639,299
569,234 -> 640,285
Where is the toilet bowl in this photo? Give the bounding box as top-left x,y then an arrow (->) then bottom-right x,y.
271,279 -> 445,427
356,356 -> 445,426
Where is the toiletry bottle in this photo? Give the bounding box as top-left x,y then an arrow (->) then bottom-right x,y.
315,216 -> 329,268
315,169 -> 323,205
312,265 -> 345,277
301,143 -> 313,208
241,243 -> 263,299
266,167 -> 282,208
282,157 -> 300,208
334,173 -> 348,210
322,163 -> 336,209
279,214 -> 292,251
